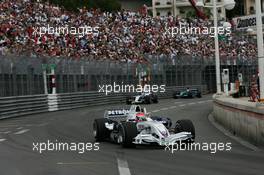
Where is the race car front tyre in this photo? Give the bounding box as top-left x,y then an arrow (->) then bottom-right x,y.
118,122 -> 138,148
174,119 -> 195,139
152,97 -> 158,103
93,118 -> 110,141
173,95 -> 179,99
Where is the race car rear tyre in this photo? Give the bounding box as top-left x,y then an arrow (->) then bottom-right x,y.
144,96 -> 151,104
93,118 -> 110,141
118,122 -> 137,148
174,119 -> 195,139
126,96 -> 132,105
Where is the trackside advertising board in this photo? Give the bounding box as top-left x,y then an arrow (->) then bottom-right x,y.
233,14 -> 264,30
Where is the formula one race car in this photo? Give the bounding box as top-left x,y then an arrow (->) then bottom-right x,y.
93,105 -> 195,148
173,88 -> 202,99
126,92 -> 158,104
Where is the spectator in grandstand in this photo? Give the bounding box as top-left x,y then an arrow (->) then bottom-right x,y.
0,0 -> 257,63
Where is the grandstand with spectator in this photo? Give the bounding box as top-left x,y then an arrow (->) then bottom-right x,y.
0,0 -> 257,63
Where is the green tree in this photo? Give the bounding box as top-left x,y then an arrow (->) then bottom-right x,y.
96,0 -> 121,12
203,8 -> 212,19
186,9 -> 196,18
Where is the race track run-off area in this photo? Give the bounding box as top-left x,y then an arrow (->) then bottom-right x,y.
0,95 -> 263,175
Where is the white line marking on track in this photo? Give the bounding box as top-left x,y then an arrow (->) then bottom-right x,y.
179,104 -> 186,107
14,129 -> 29,135
208,113 -> 260,151
0,138 -> 6,142
169,106 -> 177,109
117,153 -> 131,175
24,123 -> 49,127
0,125 -> 19,128
188,102 -> 196,105
152,110 -> 160,113
0,131 -> 11,134
160,108 -> 168,111
57,162 -> 109,165
174,102 -> 183,104
24,124 -> 33,127
37,123 -> 49,127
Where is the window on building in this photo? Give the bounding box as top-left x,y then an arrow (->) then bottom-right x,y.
250,6 -> 255,14
180,10 -> 185,14
226,0 -> 245,19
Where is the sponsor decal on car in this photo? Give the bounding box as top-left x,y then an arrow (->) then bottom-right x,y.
107,110 -> 129,116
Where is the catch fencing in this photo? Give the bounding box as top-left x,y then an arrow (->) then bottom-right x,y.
0,55 -> 258,97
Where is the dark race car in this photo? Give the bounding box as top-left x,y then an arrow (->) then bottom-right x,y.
173,89 -> 202,99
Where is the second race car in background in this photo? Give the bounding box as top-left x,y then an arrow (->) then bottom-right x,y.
126,92 -> 158,104
173,88 -> 202,99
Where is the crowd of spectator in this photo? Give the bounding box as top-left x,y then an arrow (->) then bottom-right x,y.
0,0 -> 257,63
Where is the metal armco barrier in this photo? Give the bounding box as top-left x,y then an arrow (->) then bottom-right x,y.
47,94 -> 59,112
0,95 -> 48,119
0,85 -> 207,120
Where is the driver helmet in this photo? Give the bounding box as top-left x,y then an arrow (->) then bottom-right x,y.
135,112 -> 147,122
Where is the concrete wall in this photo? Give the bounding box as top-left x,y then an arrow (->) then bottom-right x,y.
213,96 -> 264,146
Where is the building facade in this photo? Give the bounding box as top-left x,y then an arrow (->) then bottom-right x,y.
149,0 -> 226,18
244,0 -> 264,15
119,0 -> 264,19
149,0 -> 264,19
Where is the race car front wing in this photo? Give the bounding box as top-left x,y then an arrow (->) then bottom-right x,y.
133,132 -> 193,146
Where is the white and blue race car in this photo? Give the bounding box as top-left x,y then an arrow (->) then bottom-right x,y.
93,105 -> 195,148
126,92 -> 158,104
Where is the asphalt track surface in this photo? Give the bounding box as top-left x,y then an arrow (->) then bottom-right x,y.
0,95 -> 263,175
